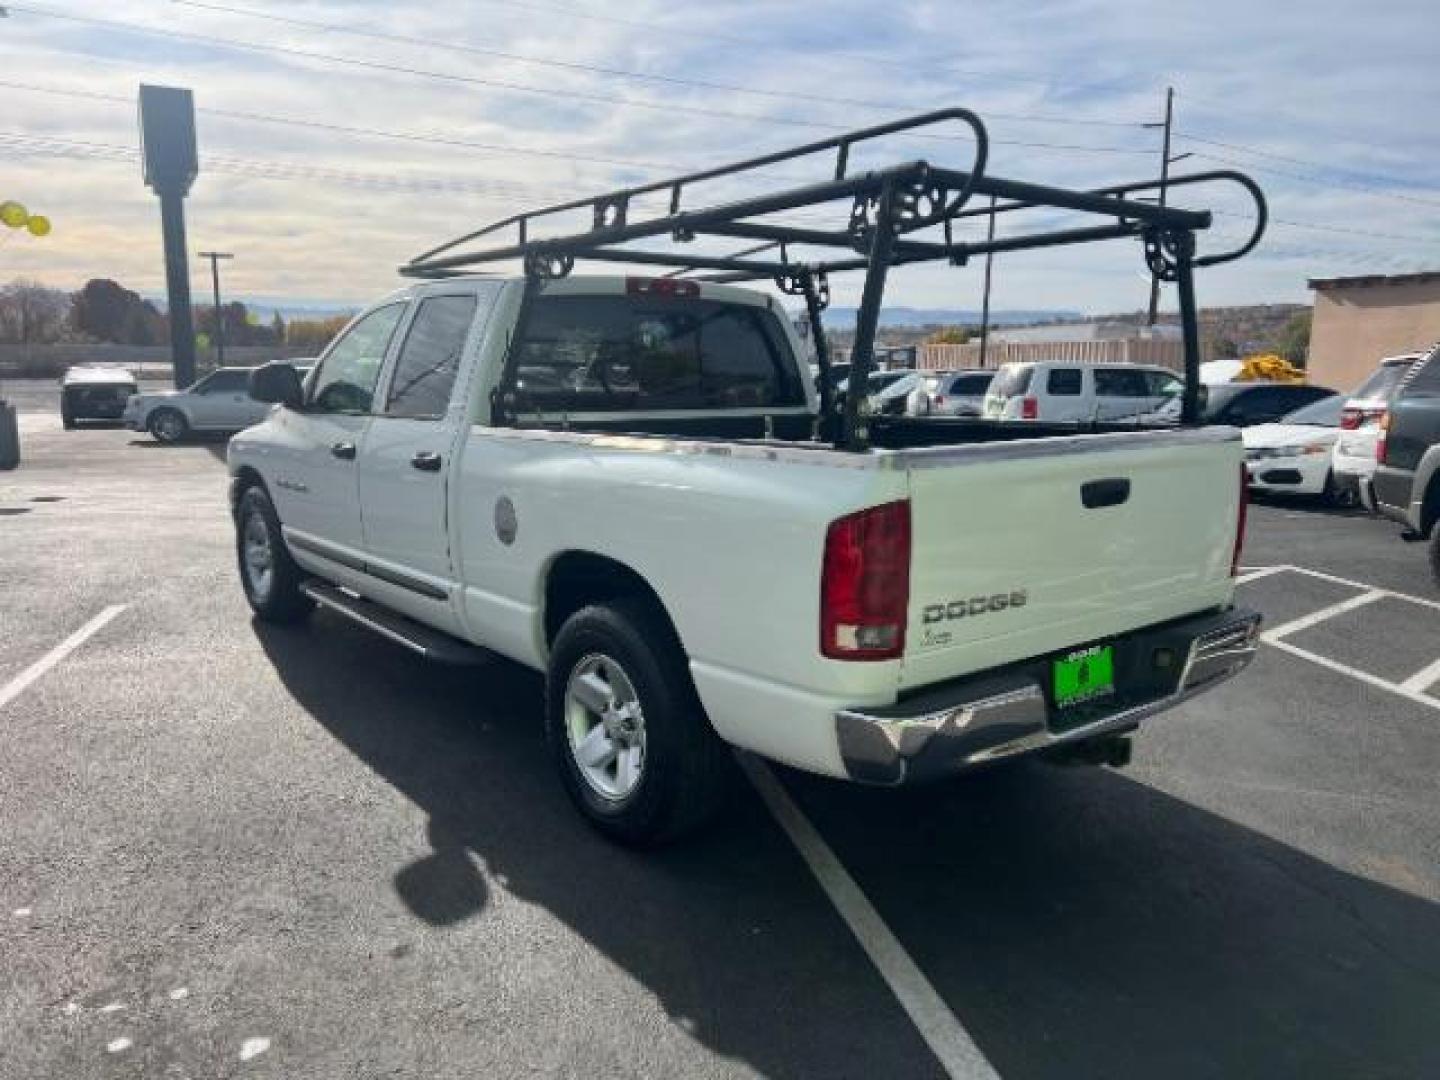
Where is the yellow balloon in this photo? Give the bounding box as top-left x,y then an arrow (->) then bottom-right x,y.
26,215 -> 51,237
0,200 -> 28,229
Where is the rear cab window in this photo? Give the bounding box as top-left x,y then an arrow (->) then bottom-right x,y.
512,293 -> 805,413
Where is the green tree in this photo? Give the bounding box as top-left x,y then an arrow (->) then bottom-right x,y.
926,325 -> 970,345
1276,311 -> 1312,367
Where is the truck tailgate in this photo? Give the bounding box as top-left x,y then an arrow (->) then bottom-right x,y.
900,430 -> 1242,691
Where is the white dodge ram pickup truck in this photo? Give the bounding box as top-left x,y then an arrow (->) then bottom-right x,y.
229,273 -> 1259,843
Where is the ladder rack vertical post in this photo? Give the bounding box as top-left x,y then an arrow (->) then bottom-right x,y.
842,183 -> 898,452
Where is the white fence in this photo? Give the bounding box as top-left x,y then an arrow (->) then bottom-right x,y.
917,338 -> 1186,372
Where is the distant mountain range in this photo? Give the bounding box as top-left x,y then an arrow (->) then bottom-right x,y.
819,307 -> 1080,328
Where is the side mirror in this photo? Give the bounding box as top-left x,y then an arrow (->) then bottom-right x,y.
249,362 -> 304,409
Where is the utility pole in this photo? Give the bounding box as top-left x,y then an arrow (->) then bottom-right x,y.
1145,87 -> 1175,327
198,251 -> 234,366
977,196 -> 997,368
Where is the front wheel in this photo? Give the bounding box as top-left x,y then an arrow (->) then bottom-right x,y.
148,408 -> 189,444
545,600 -> 729,846
235,484 -> 313,623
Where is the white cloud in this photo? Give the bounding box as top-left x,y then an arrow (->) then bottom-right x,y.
0,0 -> 1435,316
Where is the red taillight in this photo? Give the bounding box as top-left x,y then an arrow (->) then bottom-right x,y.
1341,406 -> 1385,430
1231,464 -> 1248,577
934,395 -> 945,406
626,276 -> 700,298
1376,411 -> 1391,464
1020,396 -> 1039,420
821,500 -> 911,661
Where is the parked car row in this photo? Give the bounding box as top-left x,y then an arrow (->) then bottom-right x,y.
58,364 -> 314,443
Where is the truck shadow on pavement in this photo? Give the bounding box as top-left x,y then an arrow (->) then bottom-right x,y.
254,615 -> 1440,1080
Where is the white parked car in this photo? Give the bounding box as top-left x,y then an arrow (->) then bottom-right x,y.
125,365 -> 308,444
1332,352 -> 1424,501
229,273 -> 1258,844
838,369 -> 924,416
983,361 -> 1182,422
60,365 -> 137,428
1242,393 -> 1350,503
908,370 -> 995,417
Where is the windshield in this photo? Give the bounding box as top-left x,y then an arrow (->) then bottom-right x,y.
868,371 -> 912,390
1350,360 -> 1416,403
1281,394 -> 1342,427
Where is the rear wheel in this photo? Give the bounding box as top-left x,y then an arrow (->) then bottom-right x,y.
1428,528 -> 1440,591
148,408 -> 189,444
545,599 -> 728,846
235,484 -> 313,623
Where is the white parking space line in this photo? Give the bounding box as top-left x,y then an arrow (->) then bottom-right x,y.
1266,638 -> 1440,713
738,753 -> 1001,1080
1236,566 -> 1289,585
1262,590 -> 1387,641
1283,565 -> 1440,613
0,605 -> 127,711
1399,655 -> 1440,695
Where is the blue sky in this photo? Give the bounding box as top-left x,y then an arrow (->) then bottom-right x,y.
1,0 -> 1437,316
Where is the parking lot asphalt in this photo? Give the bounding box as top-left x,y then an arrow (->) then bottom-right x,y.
2,387 -> 1437,1080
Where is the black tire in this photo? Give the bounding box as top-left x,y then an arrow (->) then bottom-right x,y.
148,407 -> 189,444
1428,527 -> 1440,591
545,599 -> 729,846
235,483 -> 313,624
1322,471 -> 1359,510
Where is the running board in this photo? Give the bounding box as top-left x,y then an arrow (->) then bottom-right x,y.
301,581 -> 490,665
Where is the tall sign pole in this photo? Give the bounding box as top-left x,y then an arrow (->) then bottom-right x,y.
139,85 -> 200,388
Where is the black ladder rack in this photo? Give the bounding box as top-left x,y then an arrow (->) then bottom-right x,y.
401,107 -> 1267,451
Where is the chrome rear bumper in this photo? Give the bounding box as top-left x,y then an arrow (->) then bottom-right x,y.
836,608 -> 1262,785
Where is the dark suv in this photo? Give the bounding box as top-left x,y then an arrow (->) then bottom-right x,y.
1369,345 -> 1440,584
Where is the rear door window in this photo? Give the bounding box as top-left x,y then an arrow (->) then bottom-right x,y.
199,370 -> 248,394
385,294 -> 477,419
1092,368 -> 1152,397
1046,368 -> 1083,396
512,295 -> 804,412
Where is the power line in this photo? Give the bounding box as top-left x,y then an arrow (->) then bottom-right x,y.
1185,149 -> 1440,212
384,0 -> 1075,88
2,5 -> 1154,157
170,0 -> 1150,130
0,78 -> 684,173
0,130 -> 575,198
1177,131 -> 1440,206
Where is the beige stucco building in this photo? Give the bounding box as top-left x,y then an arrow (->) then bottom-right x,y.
1308,272 -> 1440,391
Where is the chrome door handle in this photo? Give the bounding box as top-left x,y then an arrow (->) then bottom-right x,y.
330,441 -> 357,460
410,451 -> 443,472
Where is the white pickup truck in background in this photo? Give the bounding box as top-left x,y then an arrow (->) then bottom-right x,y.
229,274 -> 1260,844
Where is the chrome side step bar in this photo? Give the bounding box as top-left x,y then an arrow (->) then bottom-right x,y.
300,581 -> 490,666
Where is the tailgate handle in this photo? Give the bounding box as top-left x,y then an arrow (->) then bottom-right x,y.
1081,478 -> 1131,509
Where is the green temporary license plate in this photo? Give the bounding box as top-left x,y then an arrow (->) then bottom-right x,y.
1053,644 -> 1115,708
